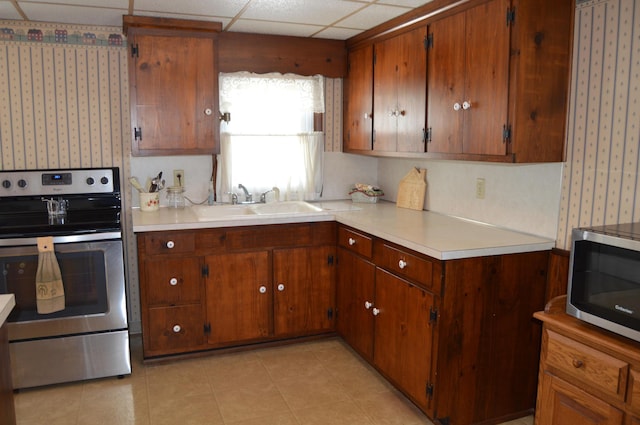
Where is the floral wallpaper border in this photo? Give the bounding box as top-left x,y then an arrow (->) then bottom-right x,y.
0,19 -> 125,47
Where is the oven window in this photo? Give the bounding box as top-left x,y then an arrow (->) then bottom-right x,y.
1,250 -> 108,322
572,240 -> 640,329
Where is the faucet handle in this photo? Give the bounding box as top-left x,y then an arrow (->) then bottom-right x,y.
226,192 -> 238,204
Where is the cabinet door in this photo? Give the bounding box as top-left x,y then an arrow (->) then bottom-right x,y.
374,268 -> 434,411
273,246 -> 336,337
537,372 -> 624,425
205,251 -> 271,345
374,27 -> 427,153
427,0 -> 509,156
344,45 -> 373,151
462,0 -> 509,155
130,33 -> 218,155
336,247 -> 375,360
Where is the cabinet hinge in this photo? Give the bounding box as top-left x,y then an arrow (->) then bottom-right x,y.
373,51 -> 377,66
204,323 -> 211,335
429,307 -> 438,324
506,7 -> 515,26
372,129 -> 376,144
426,382 -> 434,399
502,124 -> 512,143
423,127 -> 432,143
425,33 -> 433,50
327,255 -> 334,265
202,264 -> 209,278
327,308 -> 334,320
131,43 -> 139,58
134,127 -> 142,141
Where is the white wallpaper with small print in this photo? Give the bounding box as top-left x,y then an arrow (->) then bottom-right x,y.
557,0 -> 640,248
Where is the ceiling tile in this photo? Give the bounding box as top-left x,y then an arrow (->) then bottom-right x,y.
19,3 -> 126,26
379,0 -> 434,6
229,19 -> 323,37
338,3 -> 410,29
134,0 -> 247,18
0,1 -> 23,20
243,0 -> 364,25
313,26 -> 363,40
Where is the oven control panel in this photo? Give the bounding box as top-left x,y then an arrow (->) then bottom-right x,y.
0,168 -> 118,196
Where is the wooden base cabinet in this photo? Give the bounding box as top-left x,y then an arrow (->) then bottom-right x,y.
137,222 -> 336,359
336,224 -> 549,425
534,297 -> 640,425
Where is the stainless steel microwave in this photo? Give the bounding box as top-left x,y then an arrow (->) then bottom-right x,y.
567,222 -> 640,342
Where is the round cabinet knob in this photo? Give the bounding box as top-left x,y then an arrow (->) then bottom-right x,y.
259,286 -> 267,294
572,359 -> 584,369
277,283 -> 285,291
372,308 -> 380,316
398,259 -> 407,269
453,103 -> 461,111
364,301 -> 373,310
204,108 -> 213,116
364,112 -> 373,119
166,241 -> 175,249
169,277 -> 178,286
348,238 -> 356,246
462,101 -> 472,110
172,325 -> 181,333
399,110 -> 406,116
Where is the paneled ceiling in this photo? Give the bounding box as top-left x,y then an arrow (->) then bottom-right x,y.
0,0 -> 435,40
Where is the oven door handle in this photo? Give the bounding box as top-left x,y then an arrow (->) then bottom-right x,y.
0,232 -> 122,247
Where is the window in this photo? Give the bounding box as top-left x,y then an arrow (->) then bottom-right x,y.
218,72 -> 324,202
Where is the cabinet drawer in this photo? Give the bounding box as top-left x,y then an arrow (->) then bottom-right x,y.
144,258 -> 202,306
546,330 -> 629,400
338,226 -> 372,259
147,304 -> 205,353
140,231 -> 195,255
374,241 -> 434,289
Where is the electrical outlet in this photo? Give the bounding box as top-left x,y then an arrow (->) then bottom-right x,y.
173,170 -> 184,188
476,178 -> 486,199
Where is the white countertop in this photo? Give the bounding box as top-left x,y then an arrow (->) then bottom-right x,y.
0,294 -> 15,327
132,200 -> 554,260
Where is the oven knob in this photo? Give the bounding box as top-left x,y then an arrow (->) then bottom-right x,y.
100,177 -> 109,185
17,179 -> 27,188
86,177 -> 95,186
1,180 -> 10,189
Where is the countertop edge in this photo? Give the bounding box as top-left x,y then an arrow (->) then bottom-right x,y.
0,294 -> 15,327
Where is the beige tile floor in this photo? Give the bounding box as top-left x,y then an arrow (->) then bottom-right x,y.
13,336 -> 534,425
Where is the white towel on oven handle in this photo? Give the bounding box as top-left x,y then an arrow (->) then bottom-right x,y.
35,236 -> 66,314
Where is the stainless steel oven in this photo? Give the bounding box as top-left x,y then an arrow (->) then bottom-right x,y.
0,168 -> 130,389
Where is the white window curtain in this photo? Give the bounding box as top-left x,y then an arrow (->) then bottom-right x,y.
218,71 -> 325,202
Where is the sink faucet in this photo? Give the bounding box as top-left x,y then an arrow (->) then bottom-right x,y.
260,186 -> 280,203
238,184 -> 252,203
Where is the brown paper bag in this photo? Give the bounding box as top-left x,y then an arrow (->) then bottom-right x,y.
396,168 -> 427,210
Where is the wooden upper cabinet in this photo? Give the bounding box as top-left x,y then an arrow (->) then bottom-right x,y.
373,26 -> 427,153
427,0 -> 509,156
344,45 -> 374,152
124,16 -> 221,156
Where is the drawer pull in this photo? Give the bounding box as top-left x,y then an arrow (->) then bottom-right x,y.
365,301 -> 373,310
398,259 -> 407,269
348,237 -> 356,246
277,283 -> 285,291
166,240 -> 175,249
259,285 -> 267,294
172,324 -> 181,333
169,277 -> 178,286
372,308 -> 380,316
572,359 -> 584,369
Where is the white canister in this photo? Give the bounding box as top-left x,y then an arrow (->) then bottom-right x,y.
140,192 -> 159,212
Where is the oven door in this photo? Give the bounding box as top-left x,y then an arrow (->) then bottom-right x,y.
0,233 -> 127,341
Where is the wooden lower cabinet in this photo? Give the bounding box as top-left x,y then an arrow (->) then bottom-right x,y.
337,224 -> 548,425
137,222 -> 336,358
534,297 -> 640,425
0,325 -> 16,425
206,251 -> 271,345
